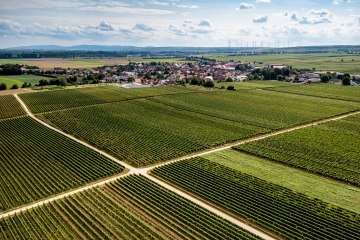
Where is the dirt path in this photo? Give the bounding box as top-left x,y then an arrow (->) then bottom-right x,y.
4,94 -> 359,240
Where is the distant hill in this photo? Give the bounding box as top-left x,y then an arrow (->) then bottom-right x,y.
6,45 -> 144,51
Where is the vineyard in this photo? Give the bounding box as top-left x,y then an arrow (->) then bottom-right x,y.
0,175 -> 260,240
268,84 -> 360,102
0,116 -> 123,212
150,90 -> 360,130
0,95 -> 25,119
152,158 -> 360,240
19,85 -> 198,113
234,114 -> 360,186
43,99 -> 268,166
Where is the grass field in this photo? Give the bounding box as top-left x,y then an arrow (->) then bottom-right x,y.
0,75 -> 51,88
0,116 -> 123,212
201,53 -> 360,74
20,85 -> 198,113
204,149 -> 360,214
0,95 -> 25,119
215,80 -> 293,89
43,99 -> 268,166
152,158 -> 360,240
0,57 -> 189,69
268,83 -> 360,102
234,114 -> 360,186
0,175 -> 260,240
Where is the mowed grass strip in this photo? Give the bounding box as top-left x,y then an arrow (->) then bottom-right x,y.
204,149 -> 360,214
268,84 -> 360,102
152,158 -> 360,240
0,116 -> 123,212
20,85 -> 198,113
150,90 -> 360,130
0,95 -> 25,119
0,75 -> 52,89
0,175 -> 261,240
43,99 -> 268,166
234,114 -> 360,186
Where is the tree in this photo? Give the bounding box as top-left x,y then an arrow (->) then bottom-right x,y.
10,84 -> 19,89
0,83 -> 6,90
342,77 -> 351,86
203,80 -> 214,88
190,78 -> 199,85
22,82 -> 32,88
320,75 -> 330,83
227,86 -> 235,91
225,77 -> 233,82
127,76 -> 135,82
277,75 -> 285,81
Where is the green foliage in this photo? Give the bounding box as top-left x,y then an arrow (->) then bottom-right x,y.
227,86 -> 235,91
321,75 -> 330,83
0,117 -> 123,212
343,77 -> 351,86
0,175 -> 260,240
10,84 -> 19,89
225,77 -> 233,82
152,158 -> 360,240
203,80 -> 214,88
0,95 -> 25,119
21,82 -> 32,88
234,114 -> 360,186
0,82 -> 6,90
190,77 -> 199,85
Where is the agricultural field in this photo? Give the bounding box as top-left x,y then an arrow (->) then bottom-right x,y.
151,90 -> 360,130
204,149 -> 360,214
0,116 -> 123,212
215,80 -> 293,89
43,99 -> 268,166
0,75 -> 52,89
0,57 -> 188,69
152,158 -> 360,240
234,114 -> 360,186
20,85 -> 197,113
268,83 -> 360,102
0,175 -> 260,240
201,53 -> 360,74
0,95 -> 25,119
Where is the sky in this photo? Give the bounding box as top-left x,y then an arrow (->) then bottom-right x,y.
0,0 -> 359,48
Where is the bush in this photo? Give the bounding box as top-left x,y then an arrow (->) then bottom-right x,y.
225,77 -> 233,82
190,78 -> 199,85
203,80 -> 214,88
0,83 -> 6,91
10,84 -> 19,89
321,75 -> 330,83
22,82 -> 32,88
227,86 -> 235,91
342,77 -> 351,86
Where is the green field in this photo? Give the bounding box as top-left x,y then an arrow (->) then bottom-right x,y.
0,95 -> 25,119
0,116 -> 123,212
234,114 -> 360,186
151,90 -> 360,130
20,85 -> 198,113
43,99 -> 268,166
0,75 -> 51,89
0,175 -> 260,240
204,149 -> 360,213
268,83 -> 360,102
152,158 -> 360,240
215,80 -> 293,89
202,53 -> 360,74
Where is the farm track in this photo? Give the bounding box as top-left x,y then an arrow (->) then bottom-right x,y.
2,94 -> 359,240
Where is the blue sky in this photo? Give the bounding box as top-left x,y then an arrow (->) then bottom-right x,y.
0,0 -> 359,48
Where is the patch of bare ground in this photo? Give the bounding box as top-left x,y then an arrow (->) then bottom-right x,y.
0,88 -> 32,96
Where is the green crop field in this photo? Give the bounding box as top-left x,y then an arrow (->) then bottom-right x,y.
43,99 -> 268,166
0,175 -> 260,240
268,83 -> 360,102
0,95 -> 25,119
201,53 -> 360,74
151,90 -> 360,130
215,80 -> 293,89
0,75 -> 52,89
152,158 -> 360,240
0,116 -> 123,212
204,149 -> 360,213
234,114 -> 360,186
20,85 -> 198,113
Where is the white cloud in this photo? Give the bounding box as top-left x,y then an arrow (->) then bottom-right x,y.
288,9 -> 333,25
333,0 -> 353,5
132,24 -> 155,32
253,15 -> 269,23
147,0 -> 199,9
168,20 -> 213,36
236,3 -> 255,10
256,0 -> 271,2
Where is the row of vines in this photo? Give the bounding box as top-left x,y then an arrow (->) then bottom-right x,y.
152,158 -> 360,240
0,95 -> 25,119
